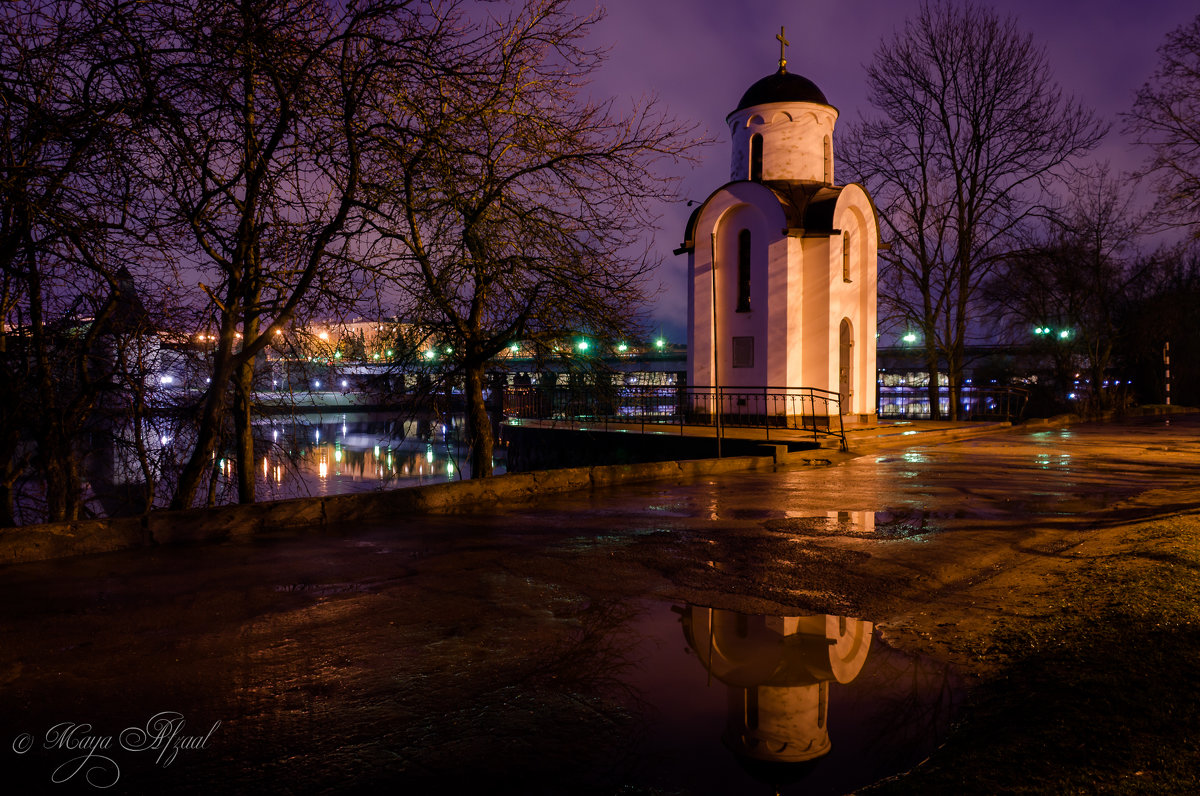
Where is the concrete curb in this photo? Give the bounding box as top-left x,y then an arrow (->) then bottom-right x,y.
0,454 -> 775,566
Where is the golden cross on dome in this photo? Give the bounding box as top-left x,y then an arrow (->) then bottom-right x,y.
776,25 -> 790,73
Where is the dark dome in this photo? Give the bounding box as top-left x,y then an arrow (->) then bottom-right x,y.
735,69 -> 829,111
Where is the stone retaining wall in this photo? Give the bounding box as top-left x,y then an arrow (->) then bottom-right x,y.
0,455 -> 775,566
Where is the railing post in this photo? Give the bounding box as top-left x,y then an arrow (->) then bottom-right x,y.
811,391 -> 819,445
641,385 -> 646,434
837,395 -> 846,451
764,386 -> 770,441
716,385 -> 722,458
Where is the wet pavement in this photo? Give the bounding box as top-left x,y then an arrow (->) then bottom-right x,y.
2,415 -> 1199,794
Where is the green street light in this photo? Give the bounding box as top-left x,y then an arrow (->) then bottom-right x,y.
423,349 -> 436,360
617,342 -> 628,353
655,338 -> 665,349
577,339 -> 589,352
902,332 -> 918,344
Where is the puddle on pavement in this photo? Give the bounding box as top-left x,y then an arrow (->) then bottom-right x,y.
760,509 -> 944,539
598,601 -> 962,795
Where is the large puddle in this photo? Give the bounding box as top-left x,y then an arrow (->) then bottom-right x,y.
0,597 -> 962,796
590,601 -> 961,795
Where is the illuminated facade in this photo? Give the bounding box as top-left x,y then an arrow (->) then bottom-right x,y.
679,32 -> 881,419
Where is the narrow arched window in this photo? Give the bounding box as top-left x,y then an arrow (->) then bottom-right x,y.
842,231 -> 852,282
749,134 -> 763,182
737,229 -> 752,312
823,135 -> 832,183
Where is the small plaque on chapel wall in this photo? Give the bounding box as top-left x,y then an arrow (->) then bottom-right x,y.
732,336 -> 755,368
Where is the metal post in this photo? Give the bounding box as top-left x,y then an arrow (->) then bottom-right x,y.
836,395 -> 845,450
710,232 -> 722,458
764,386 -> 770,441
1164,341 -> 1171,406
811,392 -> 819,444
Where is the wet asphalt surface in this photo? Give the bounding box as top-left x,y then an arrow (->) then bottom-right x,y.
2,415 -> 1199,794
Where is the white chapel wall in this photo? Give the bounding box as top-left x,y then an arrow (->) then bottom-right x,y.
728,104 -> 838,183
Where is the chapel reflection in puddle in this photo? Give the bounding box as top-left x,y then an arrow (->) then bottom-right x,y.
678,607 -> 872,778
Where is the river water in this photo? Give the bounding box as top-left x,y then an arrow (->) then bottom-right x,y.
42,410 -> 502,522
248,411 -> 504,500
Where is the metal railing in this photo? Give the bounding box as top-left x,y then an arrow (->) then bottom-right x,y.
502,384 -> 846,450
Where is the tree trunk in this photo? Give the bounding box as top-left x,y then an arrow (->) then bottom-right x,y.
464,361 -> 494,478
170,327 -> 237,510
232,358 -> 256,504
172,382 -> 229,510
233,316 -> 260,504
947,346 -> 963,422
925,346 -> 941,421
0,482 -> 14,528
37,426 -> 80,522
0,426 -> 20,527
206,451 -> 221,508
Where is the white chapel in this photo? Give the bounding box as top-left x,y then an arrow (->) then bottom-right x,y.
678,29 -> 880,420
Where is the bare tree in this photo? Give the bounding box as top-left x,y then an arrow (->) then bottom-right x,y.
992,169 -> 1149,413
1119,244 -> 1200,405
0,0 -> 148,524
120,0 -> 424,508
1128,13 -> 1200,238
840,0 -> 1105,419
366,0 -> 700,477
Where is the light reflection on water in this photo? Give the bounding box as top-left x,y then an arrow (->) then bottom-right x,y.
233,412 -> 504,499
615,602 -> 961,795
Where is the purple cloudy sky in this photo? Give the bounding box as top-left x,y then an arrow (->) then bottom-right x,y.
582,0 -> 1197,341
